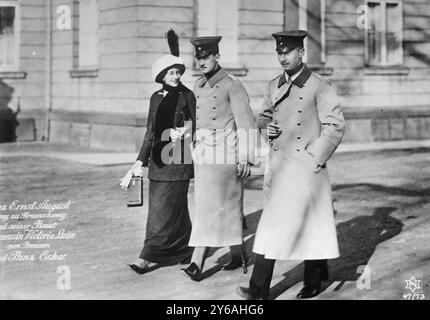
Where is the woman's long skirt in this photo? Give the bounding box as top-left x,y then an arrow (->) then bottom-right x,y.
139,180 -> 192,263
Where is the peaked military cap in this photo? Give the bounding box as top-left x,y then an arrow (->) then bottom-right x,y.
190,36 -> 222,59
272,30 -> 308,54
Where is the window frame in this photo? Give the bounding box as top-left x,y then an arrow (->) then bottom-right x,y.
0,1 -> 21,72
365,0 -> 404,67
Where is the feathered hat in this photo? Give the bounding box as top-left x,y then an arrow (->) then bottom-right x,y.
151,29 -> 186,83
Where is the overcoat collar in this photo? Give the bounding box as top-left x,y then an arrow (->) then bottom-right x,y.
199,68 -> 228,88
277,73 -> 288,88
273,65 -> 312,105
152,88 -> 185,116
277,64 -> 312,89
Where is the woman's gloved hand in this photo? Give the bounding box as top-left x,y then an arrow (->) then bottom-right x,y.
170,127 -> 187,143
131,161 -> 144,177
120,170 -> 133,189
120,160 -> 144,189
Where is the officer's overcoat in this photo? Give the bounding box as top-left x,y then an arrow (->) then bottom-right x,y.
189,68 -> 255,247
253,65 -> 345,260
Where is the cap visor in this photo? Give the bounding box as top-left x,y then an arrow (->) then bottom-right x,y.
276,48 -> 295,54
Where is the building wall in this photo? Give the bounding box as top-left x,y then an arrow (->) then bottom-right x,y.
324,0 -> 430,141
135,0 -> 196,102
4,0 -> 430,150
48,0 -> 144,150
326,0 -> 430,108
238,0 -> 285,109
0,0 -> 46,141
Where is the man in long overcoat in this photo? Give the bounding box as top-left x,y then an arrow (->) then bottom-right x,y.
237,30 -> 345,299
182,36 -> 256,281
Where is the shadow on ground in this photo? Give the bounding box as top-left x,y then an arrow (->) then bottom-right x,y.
332,183 -> 430,197
268,206 -> 403,299
179,180 -> 428,290
197,209 -> 263,280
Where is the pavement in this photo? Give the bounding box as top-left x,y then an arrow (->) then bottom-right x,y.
0,141 -> 429,300
2,139 -> 430,166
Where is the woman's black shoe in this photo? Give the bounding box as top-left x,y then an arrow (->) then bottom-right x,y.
181,262 -> 202,281
128,263 -> 152,275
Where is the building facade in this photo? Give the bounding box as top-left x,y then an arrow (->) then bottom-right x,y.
1,0 -> 430,150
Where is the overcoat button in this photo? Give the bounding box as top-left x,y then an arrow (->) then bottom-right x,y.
297,136 -> 301,140
297,123 -> 301,126
274,147 -> 278,151
296,148 -> 300,152
298,110 -> 302,113
274,108 -> 278,112
299,97 -> 303,100
274,120 -> 279,125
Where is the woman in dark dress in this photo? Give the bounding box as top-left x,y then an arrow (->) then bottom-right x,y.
120,30 -> 196,274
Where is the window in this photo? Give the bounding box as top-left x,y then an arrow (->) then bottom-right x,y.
196,0 -> 242,71
0,1 -> 20,71
296,0 -> 326,66
365,0 -> 403,66
71,0 -> 99,75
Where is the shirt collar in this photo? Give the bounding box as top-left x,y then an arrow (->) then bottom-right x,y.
277,64 -> 311,88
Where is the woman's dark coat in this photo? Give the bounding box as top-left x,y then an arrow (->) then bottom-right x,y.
137,84 -> 196,181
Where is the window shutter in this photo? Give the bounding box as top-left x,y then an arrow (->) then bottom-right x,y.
0,5 -> 18,69
197,0 -> 216,35
216,0 -> 239,67
386,2 -> 403,65
78,0 -> 98,67
196,0 -> 239,68
297,0 -> 325,65
367,2 -> 382,65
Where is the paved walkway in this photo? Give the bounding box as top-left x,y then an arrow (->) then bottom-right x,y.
2,140 -> 430,166
0,142 -> 429,300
